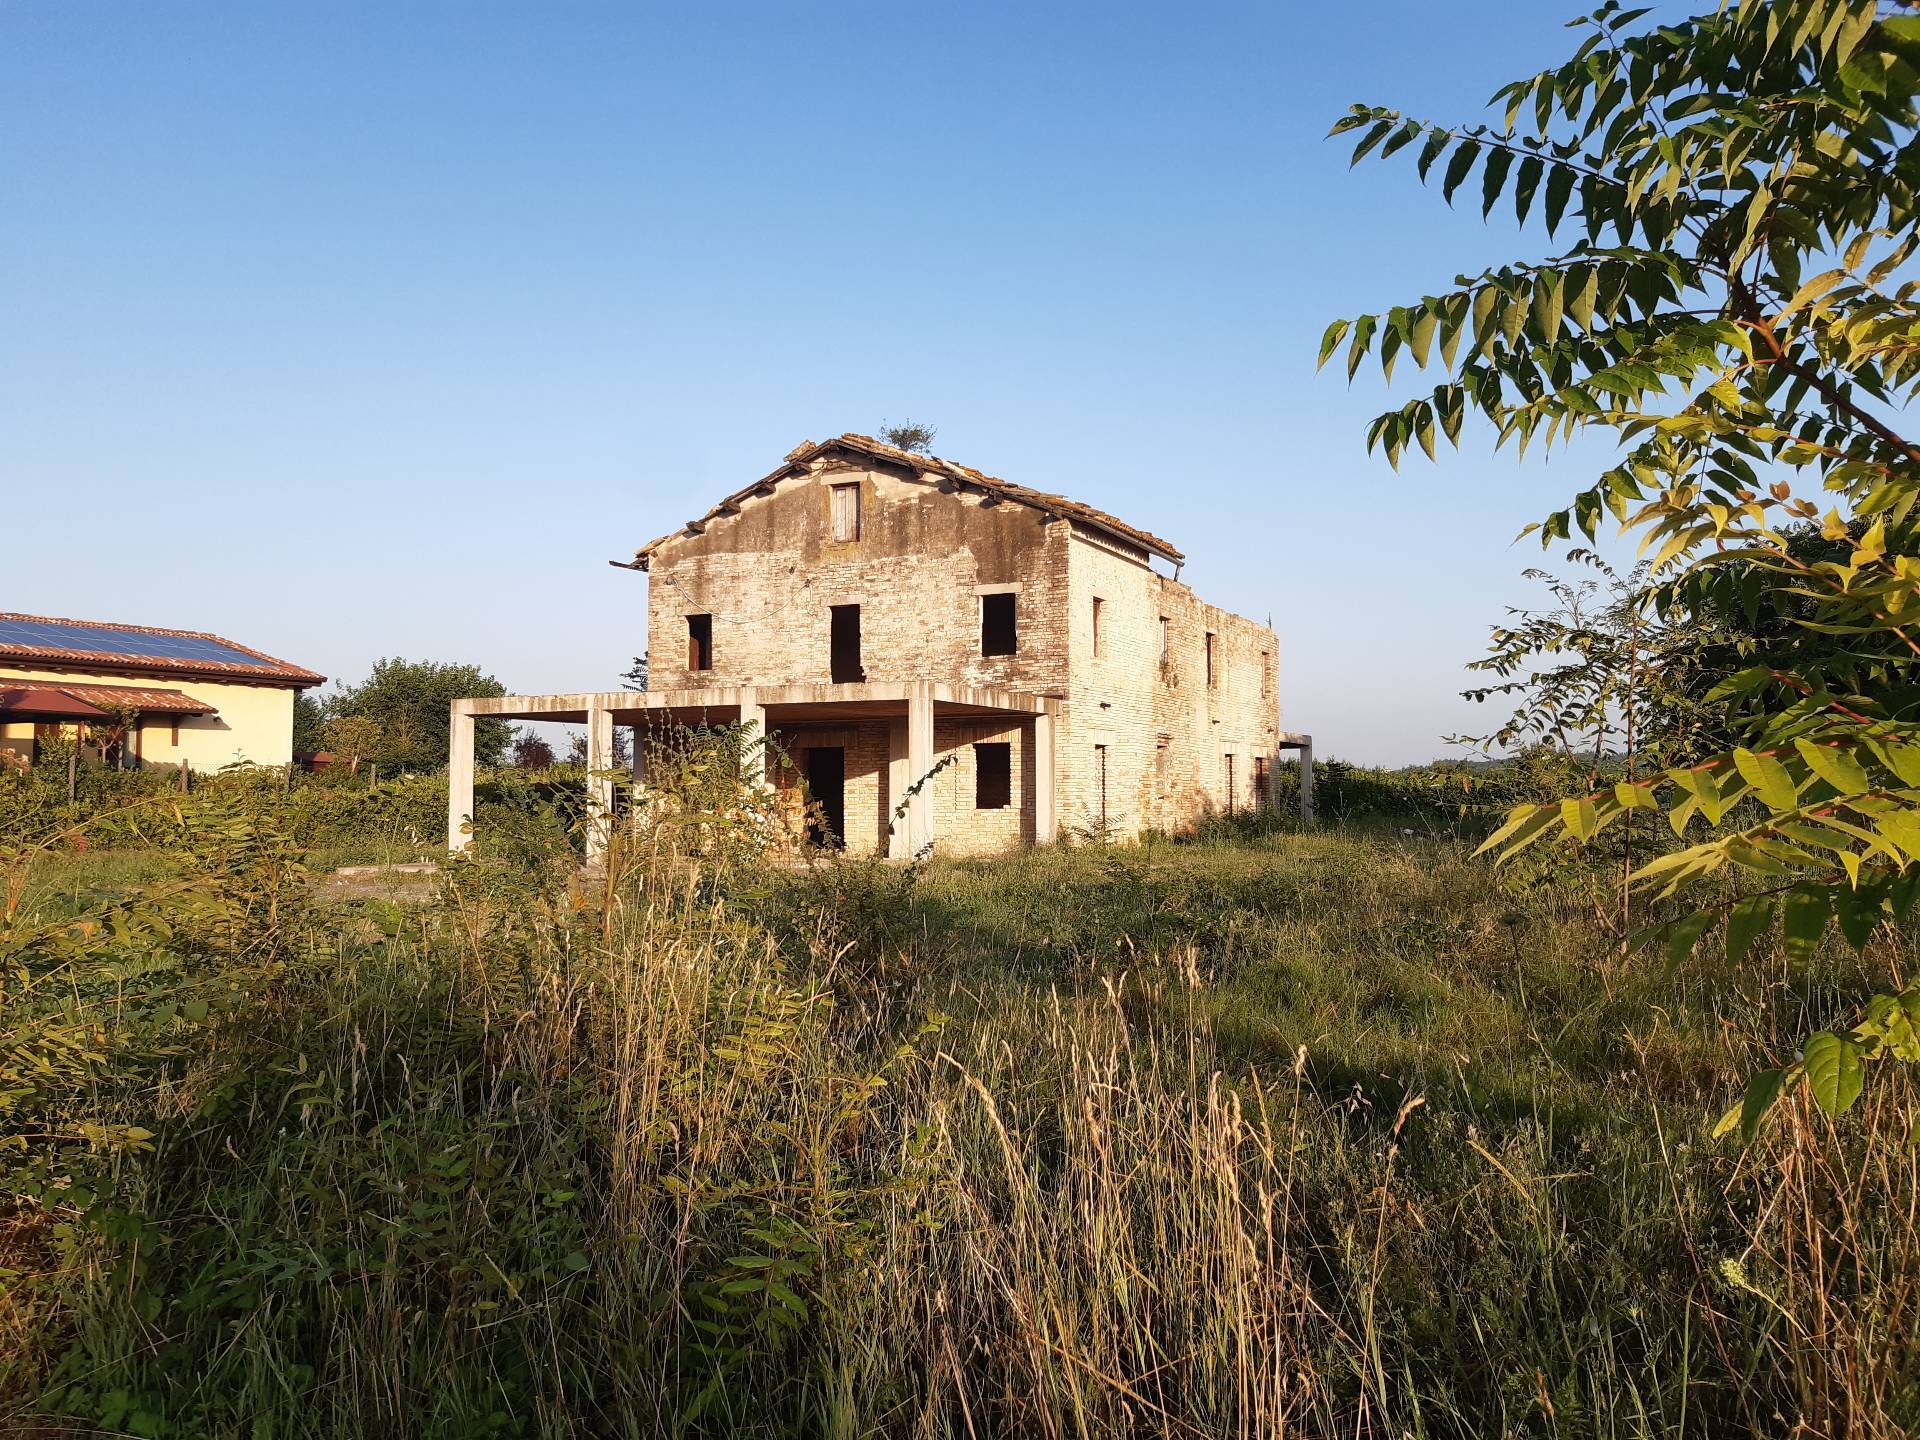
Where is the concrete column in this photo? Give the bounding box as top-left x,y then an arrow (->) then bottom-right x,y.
1298,737 -> 1314,825
738,689 -> 766,790
585,702 -> 615,864
447,703 -> 476,853
1031,711 -> 1056,845
886,719 -> 909,860
906,682 -> 935,857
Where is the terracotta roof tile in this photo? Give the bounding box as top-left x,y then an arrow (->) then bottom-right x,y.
52,682 -> 218,715
627,433 -> 1183,567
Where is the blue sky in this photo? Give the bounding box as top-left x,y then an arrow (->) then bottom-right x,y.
3,2 -> 1660,766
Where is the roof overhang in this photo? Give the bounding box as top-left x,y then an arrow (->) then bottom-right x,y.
0,686 -> 111,720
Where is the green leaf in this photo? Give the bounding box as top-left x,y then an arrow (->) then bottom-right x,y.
1350,119 -> 1396,166
1346,313 -> 1377,381
1734,748 -> 1800,812
1713,1067 -> 1785,1143
1834,884 -> 1884,951
1795,738 -> 1871,796
1317,319 -> 1352,371
1513,154 -> 1544,225
1802,1031 -> 1866,1117
1409,308 -> 1437,367
1560,795 -> 1599,841
1666,908 -> 1714,967
1565,264 -> 1597,331
1481,146 -> 1514,218
1443,139 -> 1480,205
1544,163 -> 1577,236
1783,886 -> 1829,961
1532,269 -> 1564,344
1726,894 -> 1775,964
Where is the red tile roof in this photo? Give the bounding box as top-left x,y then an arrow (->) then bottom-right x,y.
0,612 -> 323,688
625,433 -> 1184,568
53,682 -> 218,715
0,686 -> 111,720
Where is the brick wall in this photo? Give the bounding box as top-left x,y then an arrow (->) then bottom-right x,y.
638,453 -> 1280,853
645,461 -> 1071,697
1061,528 -> 1277,840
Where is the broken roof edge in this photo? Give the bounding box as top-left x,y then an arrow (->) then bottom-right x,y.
623,433 -> 1185,569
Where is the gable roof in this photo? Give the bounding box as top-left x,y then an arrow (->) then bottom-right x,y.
0,612 -> 324,688
622,433 -> 1184,569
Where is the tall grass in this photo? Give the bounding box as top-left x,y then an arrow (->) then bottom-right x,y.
3,795 -> 1916,1436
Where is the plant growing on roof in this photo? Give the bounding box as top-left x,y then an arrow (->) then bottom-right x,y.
1326,0 -> 1920,1133
878,419 -> 937,454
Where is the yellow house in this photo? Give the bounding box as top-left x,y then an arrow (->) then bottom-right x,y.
0,612 -> 323,772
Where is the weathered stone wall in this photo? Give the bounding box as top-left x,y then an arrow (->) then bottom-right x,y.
645,460 -> 1071,697
1060,528 -> 1277,840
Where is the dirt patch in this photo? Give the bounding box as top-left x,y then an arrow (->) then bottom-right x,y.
310,862 -> 440,904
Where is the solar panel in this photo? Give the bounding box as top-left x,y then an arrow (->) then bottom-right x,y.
0,617 -> 274,668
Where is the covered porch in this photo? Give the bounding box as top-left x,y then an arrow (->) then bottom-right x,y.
448,681 -> 1062,861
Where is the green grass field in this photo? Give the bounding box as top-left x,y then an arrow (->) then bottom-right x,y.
4,813 -> 1915,1437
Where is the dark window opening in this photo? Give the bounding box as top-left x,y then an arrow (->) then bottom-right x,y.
975,742 -> 1011,809
1205,632 -> 1217,688
1253,755 -> 1270,807
687,613 -> 713,672
981,592 -> 1017,656
1091,596 -> 1105,657
1095,744 -> 1109,828
830,604 -> 864,683
1224,753 -> 1236,812
1261,650 -> 1272,697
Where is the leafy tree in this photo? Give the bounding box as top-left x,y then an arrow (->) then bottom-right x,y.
1329,0 -> 1920,1129
510,732 -> 557,770
292,693 -> 327,755
622,654 -> 647,692
878,419 -> 937,454
321,716 -> 383,777
324,659 -> 509,770
1455,552 -> 1732,773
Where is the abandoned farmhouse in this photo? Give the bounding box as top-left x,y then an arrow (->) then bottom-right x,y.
450,433 -> 1309,856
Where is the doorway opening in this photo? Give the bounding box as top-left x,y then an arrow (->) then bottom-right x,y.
805,746 -> 846,848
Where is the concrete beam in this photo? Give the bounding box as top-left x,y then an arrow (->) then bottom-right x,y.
457,680 -> 1064,722
906,682 -> 935,857
447,702 -> 476,853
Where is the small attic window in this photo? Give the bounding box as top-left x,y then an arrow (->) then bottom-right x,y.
830,483 -> 861,542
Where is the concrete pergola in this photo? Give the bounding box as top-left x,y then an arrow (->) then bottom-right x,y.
448,680 -> 1062,861
1277,730 -> 1314,824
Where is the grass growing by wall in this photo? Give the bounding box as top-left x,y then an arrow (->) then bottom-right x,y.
2,790 -> 1915,1437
